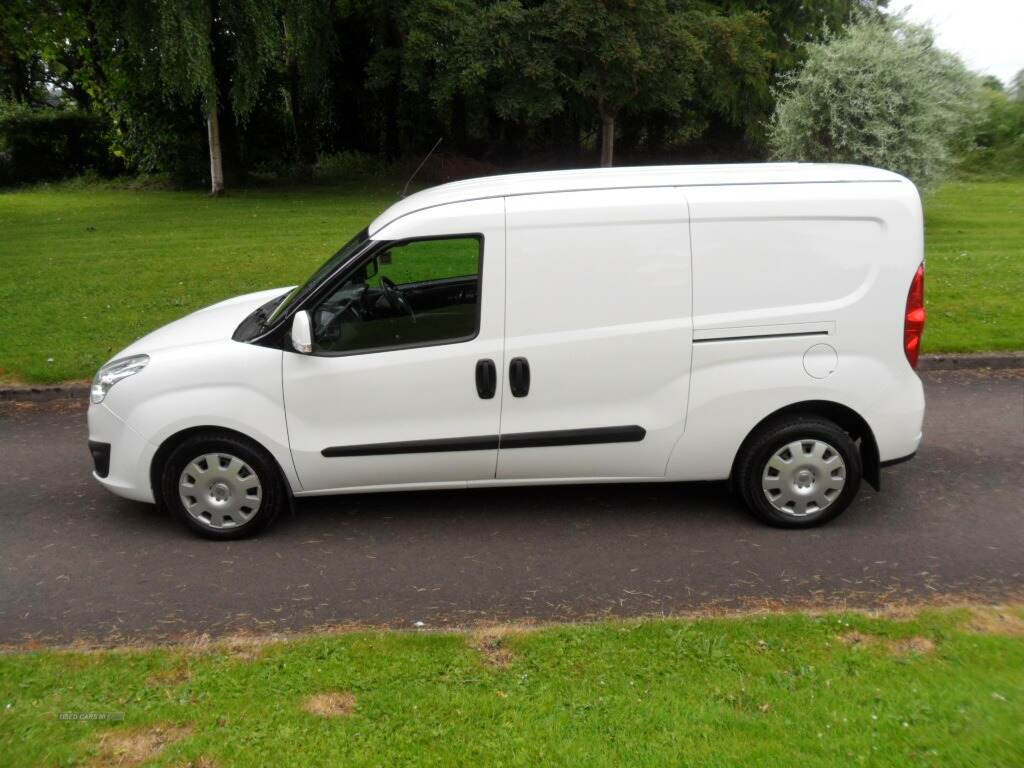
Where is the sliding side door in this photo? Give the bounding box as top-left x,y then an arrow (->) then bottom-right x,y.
491,187 -> 692,482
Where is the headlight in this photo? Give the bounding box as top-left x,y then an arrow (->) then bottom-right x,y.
90,354 -> 150,404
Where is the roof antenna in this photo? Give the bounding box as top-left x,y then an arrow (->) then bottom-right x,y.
401,137 -> 443,199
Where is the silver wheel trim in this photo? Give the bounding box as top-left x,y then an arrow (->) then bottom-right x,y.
761,439 -> 847,518
178,453 -> 262,529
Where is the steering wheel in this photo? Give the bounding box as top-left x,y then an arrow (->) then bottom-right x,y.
379,276 -> 416,321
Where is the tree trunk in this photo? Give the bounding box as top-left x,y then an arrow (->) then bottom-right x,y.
600,112 -> 615,167
206,105 -> 225,197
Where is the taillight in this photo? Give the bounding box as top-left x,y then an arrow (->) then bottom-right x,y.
904,263 -> 926,368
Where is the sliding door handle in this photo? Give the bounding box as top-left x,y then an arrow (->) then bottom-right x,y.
475,359 -> 497,399
509,357 -> 530,397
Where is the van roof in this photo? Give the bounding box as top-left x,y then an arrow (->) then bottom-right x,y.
369,163 -> 907,235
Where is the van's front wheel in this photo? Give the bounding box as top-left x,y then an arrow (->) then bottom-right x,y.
160,432 -> 285,539
735,417 -> 862,528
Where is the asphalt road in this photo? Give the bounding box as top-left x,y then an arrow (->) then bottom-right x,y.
1,369 -> 1022,645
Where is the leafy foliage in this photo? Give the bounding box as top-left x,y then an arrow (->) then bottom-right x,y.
768,15 -> 980,187
400,0 -> 771,164
0,102 -> 118,184
0,0 -> 1003,185
715,0 -> 888,73
955,87 -> 1024,179
1009,68 -> 1024,102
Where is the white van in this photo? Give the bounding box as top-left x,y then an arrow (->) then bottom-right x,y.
88,164 -> 926,539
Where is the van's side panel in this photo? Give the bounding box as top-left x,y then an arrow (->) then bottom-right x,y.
490,187 -> 692,480
666,180 -> 925,481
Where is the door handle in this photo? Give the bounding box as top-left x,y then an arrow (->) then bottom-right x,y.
509,357 -> 530,397
475,359 -> 497,399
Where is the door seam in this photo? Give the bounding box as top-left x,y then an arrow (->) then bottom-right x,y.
493,195 -> 510,479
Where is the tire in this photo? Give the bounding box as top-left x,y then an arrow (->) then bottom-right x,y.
160,431 -> 286,540
734,416 -> 862,528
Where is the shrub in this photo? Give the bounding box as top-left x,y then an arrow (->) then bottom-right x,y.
313,150 -> 395,181
417,153 -> 499,184
312,150 -> 497,186
0,103 -> 120,186
768,16 -> 979,188
954,88 -> 1024,179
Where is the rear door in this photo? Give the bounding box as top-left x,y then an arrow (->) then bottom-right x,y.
491,187 -> 692,481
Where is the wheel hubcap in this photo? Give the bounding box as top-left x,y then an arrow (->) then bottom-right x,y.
178,453 -> 262,529
761,439 -> 846,518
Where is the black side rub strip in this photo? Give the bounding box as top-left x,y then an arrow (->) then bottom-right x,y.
693,330 -> 828,344
500,425 -> 645,449
323,435 -> 498,457
321,425 -> 646,457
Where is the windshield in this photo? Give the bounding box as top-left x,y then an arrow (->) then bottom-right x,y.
266,227 -> 370,326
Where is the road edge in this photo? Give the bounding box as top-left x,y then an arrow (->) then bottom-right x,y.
917,351 -> 1024,370
2,353 -> 1022,403
0,381 -> 91,402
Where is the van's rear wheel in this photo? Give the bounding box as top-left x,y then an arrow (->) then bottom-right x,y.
735,417 -> 861,528
160,432 -> 285,540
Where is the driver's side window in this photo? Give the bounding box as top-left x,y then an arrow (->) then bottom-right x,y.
312,236 -> 482,354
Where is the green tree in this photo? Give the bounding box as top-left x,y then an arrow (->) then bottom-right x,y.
4,0 -> 917,181
113,0 -> 336,185
549,0 -> 706,167
715,0 -> 887,73
958,83 -> 1024,178
1,0 -> 51,105
768,15 -> 979,187
121,0 -> 283,194
115,0 -> 339,193
279,1 -> 337,163
0,0 -> 103,108
404,0 -> 770,167
1009,69 -> 1024,102
979,74 -> 1004,92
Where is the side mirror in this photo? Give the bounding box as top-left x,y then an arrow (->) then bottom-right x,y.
290,310 -> 313,354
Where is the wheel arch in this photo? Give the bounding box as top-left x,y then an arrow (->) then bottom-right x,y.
730,400 -> 881,492
150,425 -> 296,508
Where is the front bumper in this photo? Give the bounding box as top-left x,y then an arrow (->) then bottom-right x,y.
87,402 -> 157,503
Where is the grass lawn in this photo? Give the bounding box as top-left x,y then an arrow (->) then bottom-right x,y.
0,179 -> 1021,384
0,182 -> 396,384
1,607 -> 1022,766
921,181 -> 1024,354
